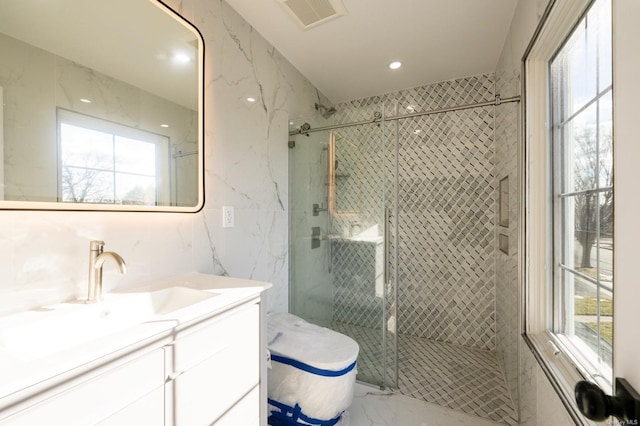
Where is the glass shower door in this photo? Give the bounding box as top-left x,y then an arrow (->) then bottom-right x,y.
288,109 -> 397,388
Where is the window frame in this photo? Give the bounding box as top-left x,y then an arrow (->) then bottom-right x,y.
523,0 -> 613,422
550,0 -> 613,381
57,108 -> 171,206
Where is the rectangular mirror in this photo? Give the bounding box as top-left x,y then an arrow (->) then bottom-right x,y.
0,0 -> 203,211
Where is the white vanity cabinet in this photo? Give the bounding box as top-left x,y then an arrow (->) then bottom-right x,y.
97,387 -> 165,425
0,285 -> 268,426
1,348 -> 166,426
166,302 -> 261,425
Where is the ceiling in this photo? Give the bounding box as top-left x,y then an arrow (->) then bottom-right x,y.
225,0 -> 519,104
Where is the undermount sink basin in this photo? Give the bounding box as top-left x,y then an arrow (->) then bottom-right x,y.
131,286 -> 218,316
0,286 -> 217,361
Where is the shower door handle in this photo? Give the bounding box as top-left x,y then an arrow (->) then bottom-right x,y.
384,207 -> 390,285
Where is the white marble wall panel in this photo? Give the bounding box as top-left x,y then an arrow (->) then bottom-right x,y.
0,210 -> 193,316
493,0 -> 576,423
0,0 -> 326,316
494,48 -> 522,414
534,367 -> 575,426
0,33 -> 56,201
494,0 -> 537,412
289,116 -> 334,326
518,341 -> 575,426
190,0 -> 327,314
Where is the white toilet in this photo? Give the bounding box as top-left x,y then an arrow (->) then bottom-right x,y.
267,313 -> 359,426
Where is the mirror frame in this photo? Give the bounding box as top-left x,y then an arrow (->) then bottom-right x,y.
0,0 -> 205,213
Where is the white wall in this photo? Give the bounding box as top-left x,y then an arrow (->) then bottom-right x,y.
612,0 -> 640,391
494,0 -> 574,424
0,0 -> 326,315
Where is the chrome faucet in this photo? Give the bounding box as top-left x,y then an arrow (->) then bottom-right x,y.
87,240 -> 127,303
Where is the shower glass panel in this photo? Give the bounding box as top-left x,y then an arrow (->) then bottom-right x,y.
288,109 -> 398,388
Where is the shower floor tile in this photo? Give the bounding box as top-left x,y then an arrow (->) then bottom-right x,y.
330,322 -> 518,425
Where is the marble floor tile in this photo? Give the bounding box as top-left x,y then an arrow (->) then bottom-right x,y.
348,383 -> 502,426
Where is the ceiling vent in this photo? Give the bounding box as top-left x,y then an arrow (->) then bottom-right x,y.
277,0 -> 347,31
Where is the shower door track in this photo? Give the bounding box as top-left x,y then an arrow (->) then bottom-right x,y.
289,94 -> 520,136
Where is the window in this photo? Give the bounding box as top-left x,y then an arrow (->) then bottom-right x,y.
58,110 -> 170,206
549,0 -> 613,383
525,0 -> 614,413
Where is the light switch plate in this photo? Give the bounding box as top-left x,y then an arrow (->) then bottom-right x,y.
222,206 -> 234,228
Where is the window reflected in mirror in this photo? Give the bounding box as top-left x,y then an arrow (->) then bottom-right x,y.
59,110 -> 170,206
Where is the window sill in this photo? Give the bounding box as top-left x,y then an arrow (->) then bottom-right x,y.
524,332 -> 603,426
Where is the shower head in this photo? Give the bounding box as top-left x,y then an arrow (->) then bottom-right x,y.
315,103 -> 337,119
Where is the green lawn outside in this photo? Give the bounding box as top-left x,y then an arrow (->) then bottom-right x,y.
576,296 -> 613,343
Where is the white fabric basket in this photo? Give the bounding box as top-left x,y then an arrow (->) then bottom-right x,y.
267,313 -> 359,426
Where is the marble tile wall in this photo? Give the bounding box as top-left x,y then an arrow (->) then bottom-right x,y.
494,32 -> 522,414
289,115 -> 335,327
0,0 -> 327,316
493,0 -> 577,423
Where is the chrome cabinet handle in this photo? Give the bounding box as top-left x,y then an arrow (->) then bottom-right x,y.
167,370 -> 185,381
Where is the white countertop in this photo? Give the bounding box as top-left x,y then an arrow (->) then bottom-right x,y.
0,272 -> 271,408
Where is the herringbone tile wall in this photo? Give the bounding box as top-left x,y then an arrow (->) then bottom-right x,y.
331,74 -> 497,351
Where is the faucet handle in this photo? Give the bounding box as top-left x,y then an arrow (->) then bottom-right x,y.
90,240 -> 105,251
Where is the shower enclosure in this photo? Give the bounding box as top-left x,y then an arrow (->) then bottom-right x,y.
289,76 -> 521,424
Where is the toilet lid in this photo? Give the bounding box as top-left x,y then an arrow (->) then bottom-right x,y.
267,313 -> 359,371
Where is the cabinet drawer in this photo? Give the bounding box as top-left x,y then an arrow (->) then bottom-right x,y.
214,385 -> 259,426
3,349 -> 165,426
96,386 -> 164,426
171,303 -> 259,372
170,304 -> 260,425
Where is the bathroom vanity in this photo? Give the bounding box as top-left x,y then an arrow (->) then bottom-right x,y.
0,273 -> 271,425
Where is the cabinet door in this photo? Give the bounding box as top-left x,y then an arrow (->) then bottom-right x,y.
170,304 -> 260,426
2,349 -> 164,426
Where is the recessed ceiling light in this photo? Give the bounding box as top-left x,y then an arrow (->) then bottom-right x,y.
80,98 -> 92,103
174,53 -> 191,63
247,97 -> 256,103
160,124 -> 169,128
388,61 -> 402,70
